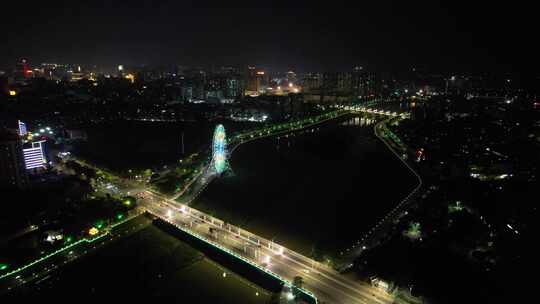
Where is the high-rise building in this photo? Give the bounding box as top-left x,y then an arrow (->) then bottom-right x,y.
351,67 -> 377,100
0,130 -> 28,189
224,77 -> 243,98
18,120 -> 27,136
286,71 -> 297,85
301,73 -> 323,93
23,140 -> 47,170
183,69 -> 206,100
245,66 -> 265,96
206,72 -> 244,100
302,68 -> 378,103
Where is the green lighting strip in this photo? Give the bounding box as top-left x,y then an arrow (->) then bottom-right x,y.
229,110 -> 347,149
151,211 -> 318,304
0,211 -> 142,281
0,233 -> 107,280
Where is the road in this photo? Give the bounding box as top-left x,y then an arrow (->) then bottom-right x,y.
140,191 -> 394,304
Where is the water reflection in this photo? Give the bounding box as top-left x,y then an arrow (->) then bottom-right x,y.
340,116 -> 376,127
275,114 -> 377,150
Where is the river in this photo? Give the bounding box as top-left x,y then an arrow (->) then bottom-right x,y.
192,114 -> 419,257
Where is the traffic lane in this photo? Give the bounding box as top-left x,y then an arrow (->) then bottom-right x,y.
152,197 -> 356,286
210,228 -> 376,304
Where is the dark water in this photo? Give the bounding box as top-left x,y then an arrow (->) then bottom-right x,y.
74,120 -> 260,171
194,114 -> 418,256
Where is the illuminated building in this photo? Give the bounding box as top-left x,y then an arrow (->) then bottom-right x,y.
206,73 -> 243,100
18,120 -> 27,136
23,140 -> 47,170
301,73 -> 323,93
70,72 -> 84,82
286,71 -> 297,84
225,78 -> 242,98
302,68 -> 377,103
125,73 -> 135,83
245,66 -> 266,96
0,130 -> 28,188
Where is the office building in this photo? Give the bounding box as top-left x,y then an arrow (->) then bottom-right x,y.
18,120 -> 27,136
245,66 -> 265,96
23,140 -> 47,170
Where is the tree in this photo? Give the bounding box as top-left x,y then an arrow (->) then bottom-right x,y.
143,169 -> 153,178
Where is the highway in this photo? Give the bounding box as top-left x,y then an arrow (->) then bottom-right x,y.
140,191 -> 395,304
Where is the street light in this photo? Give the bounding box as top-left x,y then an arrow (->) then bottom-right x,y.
89,227 -> 99,236
269,236 -> 277,250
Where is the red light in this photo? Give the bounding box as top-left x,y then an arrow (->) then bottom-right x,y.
22,61 -> 31,78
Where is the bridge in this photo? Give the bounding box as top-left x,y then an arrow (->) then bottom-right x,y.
141,191 -> 394,304
339,105 -> 410,118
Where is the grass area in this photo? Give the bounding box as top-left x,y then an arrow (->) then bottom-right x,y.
3,223 -> 272,303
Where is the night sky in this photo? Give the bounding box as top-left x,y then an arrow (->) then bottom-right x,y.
2,1 -> 537,73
